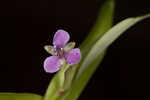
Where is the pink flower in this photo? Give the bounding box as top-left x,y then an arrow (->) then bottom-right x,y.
44,29 -> 81,73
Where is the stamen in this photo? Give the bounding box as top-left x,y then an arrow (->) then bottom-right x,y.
60,48 -> 63,51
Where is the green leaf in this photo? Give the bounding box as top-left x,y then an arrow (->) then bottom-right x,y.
79,0 -> 114,59
0,93 -> 43,100
78,14 -> 150,76
69,0 -> 115,90
60,14 -> 150,100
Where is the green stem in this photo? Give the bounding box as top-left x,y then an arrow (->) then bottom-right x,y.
44,64 -> 70,100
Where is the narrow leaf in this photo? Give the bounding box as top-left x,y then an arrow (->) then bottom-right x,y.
79,0 -> 114,58
0,93 -> 43,100
62,14 -> 150,100
78,14 -> 150,77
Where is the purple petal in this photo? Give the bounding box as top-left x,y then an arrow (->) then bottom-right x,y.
53,29 -> 70,48
44,56 -> 61,73
65,48 -> 81,65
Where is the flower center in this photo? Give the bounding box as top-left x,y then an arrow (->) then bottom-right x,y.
54,46 -> 64,58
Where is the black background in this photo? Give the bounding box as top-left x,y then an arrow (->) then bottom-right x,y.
0,0 -> 150,100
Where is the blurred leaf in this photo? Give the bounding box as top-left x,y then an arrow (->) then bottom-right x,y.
60,14 -> 150,100
0,93 -> 43,100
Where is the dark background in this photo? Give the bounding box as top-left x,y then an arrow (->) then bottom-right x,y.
0,0 -> 150,100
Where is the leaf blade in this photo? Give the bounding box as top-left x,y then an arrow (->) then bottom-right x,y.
61,14 -> 150,100
77,14 -> 150,77
79,0 -> 115,58
0,93 -> 43,100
